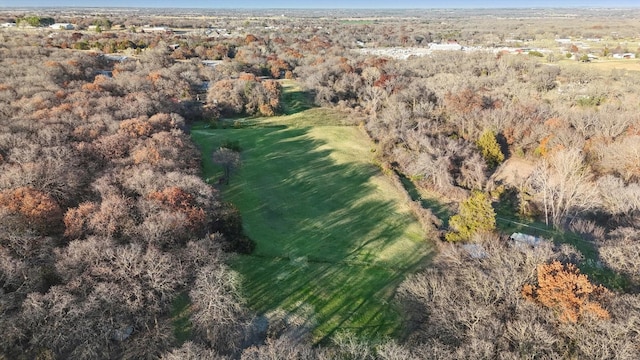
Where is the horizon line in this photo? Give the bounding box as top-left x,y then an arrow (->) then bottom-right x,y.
2,6 -> 640,10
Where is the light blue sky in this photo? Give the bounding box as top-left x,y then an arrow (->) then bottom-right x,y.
2,0 -> 639,8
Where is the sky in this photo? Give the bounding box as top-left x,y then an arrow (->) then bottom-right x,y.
1,0 -> 639,9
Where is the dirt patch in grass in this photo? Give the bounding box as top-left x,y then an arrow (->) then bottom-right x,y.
490,157 -> 536,187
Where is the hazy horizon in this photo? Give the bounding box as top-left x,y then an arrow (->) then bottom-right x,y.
2,0 -> 640,9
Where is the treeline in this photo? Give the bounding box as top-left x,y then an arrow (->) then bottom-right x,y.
15,16 -> 55,27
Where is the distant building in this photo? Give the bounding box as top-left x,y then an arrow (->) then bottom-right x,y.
142,26 -> 172,33
205,28 -> 230,37
1,22 -> 16,28
429,42 -> 463,51
613,53 -> 636,59
201,60 -> 223,68
102,54 -> 128,62
49,23 -> 74,30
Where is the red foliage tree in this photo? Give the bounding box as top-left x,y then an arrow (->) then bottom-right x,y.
147,187 -> 205,231
119,116 -> 154,138
0,187 -> 63,233
522,260 -> 610,323
63,201 -> 99,239
444,88 -> 483,115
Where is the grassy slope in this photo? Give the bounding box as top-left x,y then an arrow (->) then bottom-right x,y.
191,82 -> 432,341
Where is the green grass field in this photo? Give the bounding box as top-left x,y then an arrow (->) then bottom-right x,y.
191,83 -> 432,341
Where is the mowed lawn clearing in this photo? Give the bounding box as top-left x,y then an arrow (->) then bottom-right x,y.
191,106 -> 432,341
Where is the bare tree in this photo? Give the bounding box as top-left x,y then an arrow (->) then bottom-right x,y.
190,264 -> 248,353
596,136 -> 640,183
596,175 -> 640,223
212,147 -> 241,185
161,341 -> 228,360
527,149 -> 598,227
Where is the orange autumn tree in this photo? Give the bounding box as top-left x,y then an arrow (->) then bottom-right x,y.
147,187 -> 206,231
0,187 -> 63,233
63,201 -> 99,239
522,260 -> 610,323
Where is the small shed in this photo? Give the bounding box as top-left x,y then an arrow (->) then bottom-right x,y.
509,232 -> 544,247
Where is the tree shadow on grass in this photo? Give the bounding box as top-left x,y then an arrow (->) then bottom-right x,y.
170,292 -> 192,345
280,83 -> 315,115
192,124 -> 434,341
398,173 -> 454,228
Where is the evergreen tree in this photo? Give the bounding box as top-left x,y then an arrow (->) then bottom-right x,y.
477,129 -> 504,169
446,190 -> 496,242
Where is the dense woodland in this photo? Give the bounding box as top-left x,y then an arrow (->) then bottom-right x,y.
1,8 -> 640,359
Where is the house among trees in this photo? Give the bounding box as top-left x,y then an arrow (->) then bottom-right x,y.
49,23 -> 74,30
429,42 -> 463,51
142,26 -> 172,33
101,54 -> 128,62
613,53 -> 636,59
201,60 -> 223,68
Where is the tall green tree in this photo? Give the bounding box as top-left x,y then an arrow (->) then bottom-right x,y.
446,190 -> 496,242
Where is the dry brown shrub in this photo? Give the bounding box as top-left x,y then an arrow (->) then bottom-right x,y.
258,103 -> 275,116
444,88 -> 483,115
244,34 -> 259,44
94,133 -> 133,159
88,194 -> 135,239
132,146 -> 162,165
81,82 -> 103,92
73,124 -> 104,141
148,113 -> 173,132
63,201 -> 99,239
0,187 -> 63,232
147,71 -> 163,83
147,187 -> 206,231
522,260 -> 610,323
238,72 -> 257,81
119,116 -> 153,138
49,103 -> 73,117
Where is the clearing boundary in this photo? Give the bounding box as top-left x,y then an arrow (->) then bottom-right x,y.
191,81 -> 434,342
